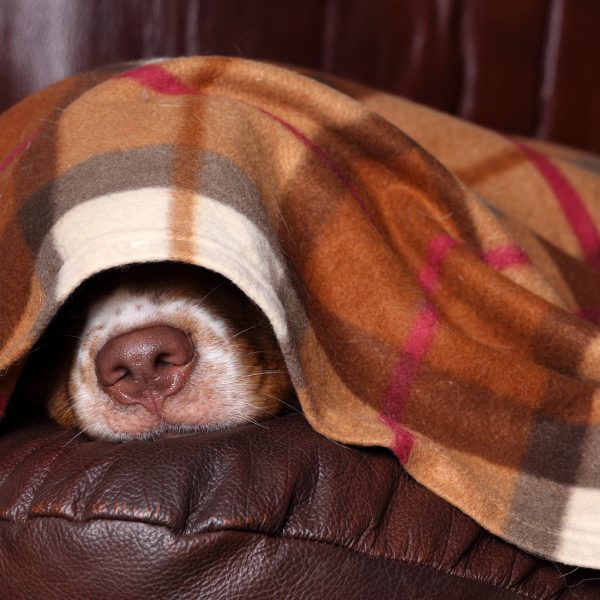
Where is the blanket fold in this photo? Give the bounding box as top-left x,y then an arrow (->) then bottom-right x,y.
1,56 -> 600,568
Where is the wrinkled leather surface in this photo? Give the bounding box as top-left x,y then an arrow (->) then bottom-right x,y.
0,0 -> 599,153
0,415 -> 598,599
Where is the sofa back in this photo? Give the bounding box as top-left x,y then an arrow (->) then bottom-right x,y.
1,0 -> 599,152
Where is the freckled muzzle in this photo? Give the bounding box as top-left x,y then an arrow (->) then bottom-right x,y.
94,325 -> 195,415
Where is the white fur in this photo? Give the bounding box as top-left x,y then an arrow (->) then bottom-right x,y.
70,286 -> 260,441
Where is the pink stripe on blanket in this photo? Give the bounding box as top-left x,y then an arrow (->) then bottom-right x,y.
419,234 -> 457,291
578,307 -> 600,324
117,64 -> 196,96
256,107 -> 375,221
513,140 -> 600,270
381,233 -> 456,462
383,301 -> 439,417
380,415 -> 416,464
0,129 -> 41,175
483,244 -> 530,271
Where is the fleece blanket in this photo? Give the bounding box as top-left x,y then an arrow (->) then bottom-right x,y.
1,56 -> 600,569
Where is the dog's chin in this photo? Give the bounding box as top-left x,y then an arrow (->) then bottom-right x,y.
87,419 -> 246,442
69,364 -> 268,441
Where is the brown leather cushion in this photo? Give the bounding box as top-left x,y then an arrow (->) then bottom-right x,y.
0,414 -> 597,599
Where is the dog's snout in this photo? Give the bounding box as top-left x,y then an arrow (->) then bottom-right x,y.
95,325 -> 195,414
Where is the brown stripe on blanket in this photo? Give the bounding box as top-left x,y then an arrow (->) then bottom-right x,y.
272,137 -> 377,278
502,472 -> 571,562
422,320 -> 549,410
195,152 -> 279,238
284,197 -> 423,348
10,75 -> 118,199
454,145 -> 526,186
296,324 -> 393,446
520,414 -> 591,483
490,212 -> 579,311
571,425 -> 600,487
298,71 -> 507,246
195,61 -> 484,254
300,305 -> 402,410
426,245 -> 554,358
534,368 -> 597,426
0,70 -> 117,356
569,155 -> 600,175
0,220 -> 37,363
537,236 -> 600,323
531,306 -> 597,378
503,409 -> 597,555
164,64 -> 218,262
401,363 -> 537,467
312,118 -> 485,253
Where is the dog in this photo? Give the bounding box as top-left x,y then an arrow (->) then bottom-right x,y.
12,263 -> 292,441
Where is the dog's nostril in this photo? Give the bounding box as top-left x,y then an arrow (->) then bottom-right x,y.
112,366 -> 130,383
95,325 -> 195,414
155,354 -> 176,368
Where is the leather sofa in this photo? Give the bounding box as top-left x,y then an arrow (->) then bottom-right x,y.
1,2 -> 599,597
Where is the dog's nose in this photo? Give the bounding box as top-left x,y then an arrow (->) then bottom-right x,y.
95,325 -> 195,414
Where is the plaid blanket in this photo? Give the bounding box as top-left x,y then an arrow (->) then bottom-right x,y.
1,56 -> 600,569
